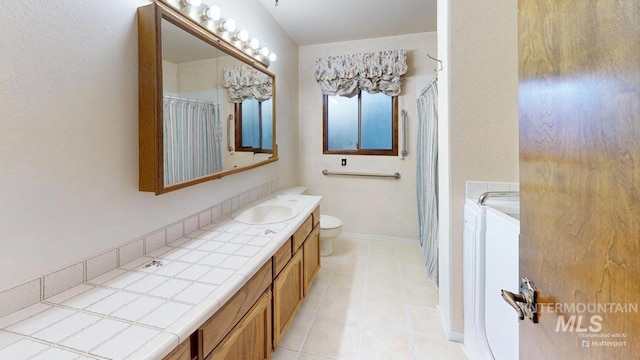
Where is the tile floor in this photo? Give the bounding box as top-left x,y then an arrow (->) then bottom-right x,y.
272,236 -> 467,360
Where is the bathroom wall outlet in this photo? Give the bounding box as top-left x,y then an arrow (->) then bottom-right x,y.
341,158 -> 347,166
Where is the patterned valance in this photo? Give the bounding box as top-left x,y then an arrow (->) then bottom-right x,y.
315,49 -> 408,97
223,66 -> 273,103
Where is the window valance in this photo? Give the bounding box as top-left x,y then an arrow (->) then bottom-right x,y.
223,65 -> 273,103
315,49 -> 408,97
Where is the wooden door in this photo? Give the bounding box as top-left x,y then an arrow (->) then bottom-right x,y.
518,0 -> 640,359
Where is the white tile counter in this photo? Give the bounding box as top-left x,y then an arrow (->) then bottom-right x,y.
0,195 -> 321,360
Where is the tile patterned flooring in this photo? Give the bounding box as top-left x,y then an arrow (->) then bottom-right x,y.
272,236 -> 468,360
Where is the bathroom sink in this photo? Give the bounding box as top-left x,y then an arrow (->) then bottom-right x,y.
233,204 -> 298,225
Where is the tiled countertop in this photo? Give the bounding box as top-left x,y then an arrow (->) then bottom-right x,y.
0,195 -> 321,360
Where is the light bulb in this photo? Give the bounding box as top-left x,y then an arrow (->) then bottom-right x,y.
222,18 -> 237,33
180,0 -> 203,21
268,53 -> 277,62
236,29 -> 249,42
248,38 -> 260,50
203,5 -> 220,21
259,47 -> 270,57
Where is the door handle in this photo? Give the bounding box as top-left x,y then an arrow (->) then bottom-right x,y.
501,290 -> 525,320
501,278 -> 539,323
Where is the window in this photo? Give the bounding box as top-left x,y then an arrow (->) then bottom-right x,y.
323,91 -> 398,155
235,98 -> 273,153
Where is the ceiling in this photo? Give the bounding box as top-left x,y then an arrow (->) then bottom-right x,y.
256,0 -> 437,46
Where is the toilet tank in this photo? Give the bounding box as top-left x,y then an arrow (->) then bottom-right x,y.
275,186 -> 307,195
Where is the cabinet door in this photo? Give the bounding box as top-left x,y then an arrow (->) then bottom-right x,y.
208,290 -> 272,360
272,250 -> 304,348
163,339 -> 190,360
303,226 -> 321,295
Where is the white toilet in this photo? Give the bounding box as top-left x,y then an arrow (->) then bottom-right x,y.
318,214 -> 342,256
276,187 -> 343,256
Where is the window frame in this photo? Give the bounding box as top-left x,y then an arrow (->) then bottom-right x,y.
234,99 -> 273,154
322,92 -> 399,156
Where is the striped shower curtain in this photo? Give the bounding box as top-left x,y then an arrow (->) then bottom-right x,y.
163,97 -> 223,186
417,77 -> 438,283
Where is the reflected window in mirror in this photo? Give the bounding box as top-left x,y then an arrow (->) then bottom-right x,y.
235,98 -> 273,153
223,65 -> 274,155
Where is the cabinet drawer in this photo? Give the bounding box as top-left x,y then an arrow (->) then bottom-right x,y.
199,261 -> 272,359
273,238 -> 292,277
292,215 -> 313,251
163,339 -> 191,360
312,206 -> 320,227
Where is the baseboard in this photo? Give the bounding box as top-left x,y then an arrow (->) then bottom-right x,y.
447,331 -> 464,343
341,232 -> 418,244
437,305 -> 464,343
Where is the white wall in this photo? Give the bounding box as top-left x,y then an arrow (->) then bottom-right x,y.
437,0 -> 520,336
0,0 -> 299,291
298,33 -> 436,240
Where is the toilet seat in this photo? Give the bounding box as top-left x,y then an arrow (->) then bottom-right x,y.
320,215 -> 343,238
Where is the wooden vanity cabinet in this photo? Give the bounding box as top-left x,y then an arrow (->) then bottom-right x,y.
272,250 -> 304,348
303,226 -> 321,295
162,206 -> 321,360
272,207 -> 321,348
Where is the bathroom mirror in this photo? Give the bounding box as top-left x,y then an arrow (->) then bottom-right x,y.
138,3 -> 277,194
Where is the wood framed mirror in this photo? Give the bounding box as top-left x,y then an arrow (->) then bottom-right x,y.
138,2 -> 277,195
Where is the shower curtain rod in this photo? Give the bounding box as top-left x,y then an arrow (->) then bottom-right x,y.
163,94 -> 219,105
427,52 -> 443,72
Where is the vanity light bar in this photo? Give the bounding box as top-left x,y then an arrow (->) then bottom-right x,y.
162,0 -> 277,66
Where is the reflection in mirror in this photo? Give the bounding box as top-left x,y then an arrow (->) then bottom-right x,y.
221,65 -> 274,154
161,19 -> 221,186
219,61 -> 274,169
236,98 -> 273,153
138,3 -> 277,194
